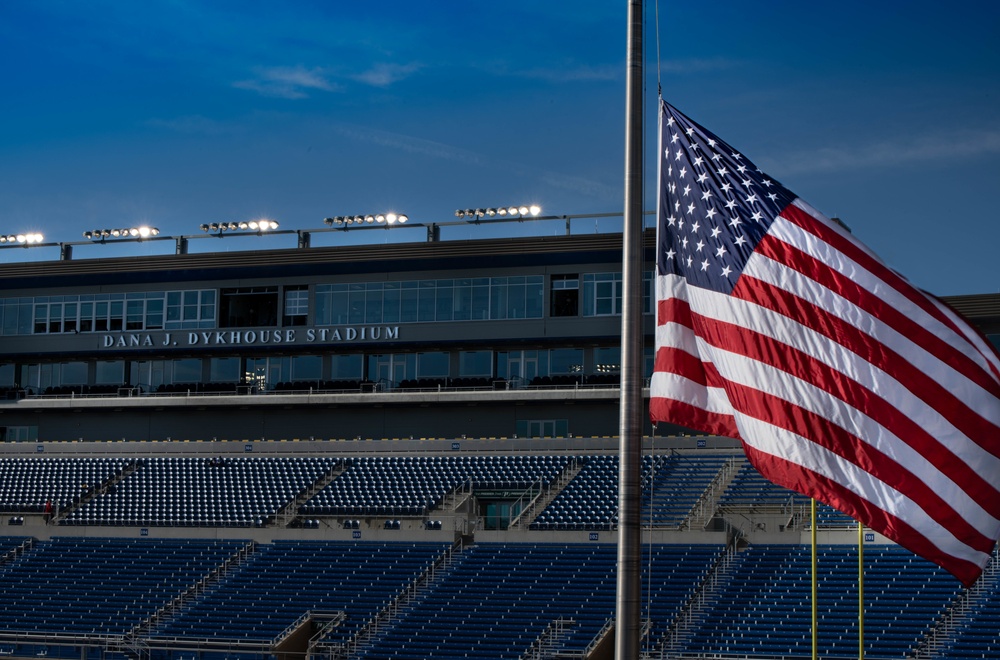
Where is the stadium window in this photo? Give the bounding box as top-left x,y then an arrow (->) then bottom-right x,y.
453,279 -> 472,321
290,355 -> 322,381
330,354 -> 363,380
550,274 -> 579,317
63,302 -> 78,333
593,347 -> 621,375
549,348 -> 584,376
21,363 -> 55,393
170,358 -> 202,384
417,352 -> 449,378
400,282 -> 419,322
78,302 -> 93,332
459,351 -> 492,377
210,357 -> 240,382
95,360 -> 124,385
582,273 -> 622,316
348,283 -> 367,324
61,361 -> 87,385
220,287 -> 278,328
365,283 -> 384,324
109,299 -> 124,331
130,360 -> 167,391
0,363 -> 13,386
417,281 -> 436,322
497,350 -> 539,384
145,298 -> 164,330
283,286 -> 309,327
33,303 -> 47,334
125,299 -> 144,330
382,282 -> 401,323
368,353 -> 415,388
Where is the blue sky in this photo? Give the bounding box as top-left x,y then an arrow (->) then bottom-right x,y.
0,1 -> 998,296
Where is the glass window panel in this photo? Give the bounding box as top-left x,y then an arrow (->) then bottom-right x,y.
291,355 -> 322,381
63,303 -> 77,333
382,286 -> 401,323
17,303 -> 32,335
417,283 -> 436,322
171,358 -> 202,383
549,348 -> 584,375
209,357 -> 240,382
145,299 -> 163,330
435,284 -> 454,321
417,352 -> 448,378
453,282 -> 471,321
459,351 -> 492,377
95,360 -> 124,385
526,279 -> 543,318
330,354 -> 363,380
400,287 -> 419,322
109,301 -> 123,331
34,304 -> 47,334
126,300 -> 144,330
348,288 -> 366,324
593,347 -> 621,374
365,288 -> 382,324
314,288 -> 331,325
507,285 -> 526,319
61,361 -> 88,385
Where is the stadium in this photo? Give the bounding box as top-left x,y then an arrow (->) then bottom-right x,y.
0,217 -> 998,659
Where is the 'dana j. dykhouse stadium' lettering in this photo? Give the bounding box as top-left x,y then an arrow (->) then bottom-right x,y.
101,326 -> 400,349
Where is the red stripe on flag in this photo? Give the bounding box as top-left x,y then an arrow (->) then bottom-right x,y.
744,443 -> 986,587
733,272 -> 1000,462
648,397 -> 740,439
693,298 -> 1000,518
721,373 -> 997,555
780,203 -> 992,358
753,229 -> 1000,403
653,346 -> 709,387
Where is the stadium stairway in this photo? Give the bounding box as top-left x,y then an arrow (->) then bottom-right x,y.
50,459 -> 142,526
680,454 -> 742,531
123,540 -> 257,655
508,456 -> 586,531
274,459 -> 347,528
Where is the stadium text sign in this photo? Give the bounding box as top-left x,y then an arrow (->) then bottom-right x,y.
100,326 -> 400,349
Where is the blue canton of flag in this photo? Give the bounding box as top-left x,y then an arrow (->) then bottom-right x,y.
658,105 -> 796,295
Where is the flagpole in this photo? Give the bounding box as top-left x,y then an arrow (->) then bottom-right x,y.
616,0 -> 645,657
811,498 -> 818,660
859,521 -> 865,660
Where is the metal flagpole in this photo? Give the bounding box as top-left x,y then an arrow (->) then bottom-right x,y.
812,498 -> 818,660
617,0 -> 645,657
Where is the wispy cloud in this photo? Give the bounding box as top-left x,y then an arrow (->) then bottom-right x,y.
233,65 -> 340,99
351,62 -> 422,87
332,123 -> 617,200
333,124 -> 487,165
775,128 -> 1000,175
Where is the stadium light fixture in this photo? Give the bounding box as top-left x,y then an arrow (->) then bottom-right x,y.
0,232 -> 44,245
83,226 -> 159,242
455,205 -> 542,221
323,212 -> 408,228
200,219 -> 279,236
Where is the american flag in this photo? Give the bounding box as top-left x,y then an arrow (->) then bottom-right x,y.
650,99 -> 1000,585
